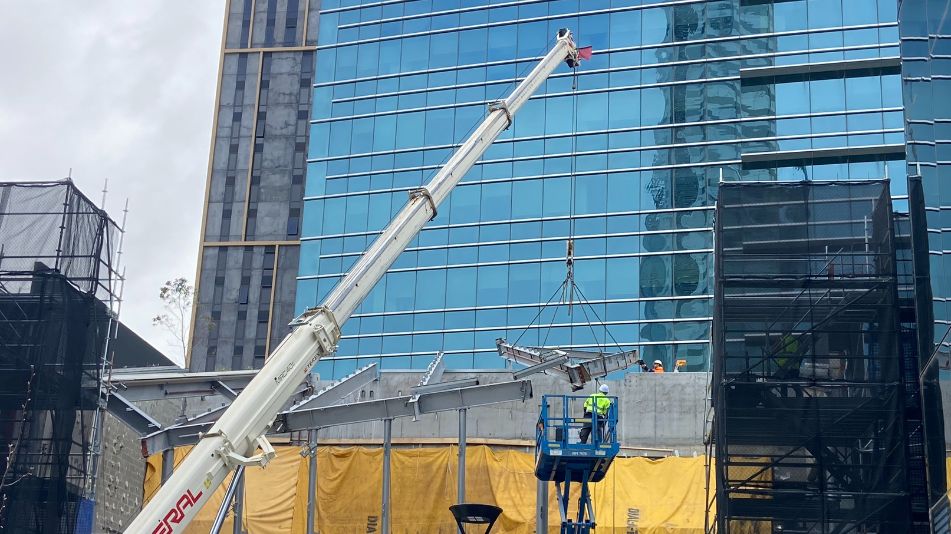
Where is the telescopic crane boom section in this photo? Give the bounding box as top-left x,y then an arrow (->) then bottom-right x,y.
126,29 -> 582,534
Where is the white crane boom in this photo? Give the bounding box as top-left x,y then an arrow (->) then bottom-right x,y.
128,29 -> 581,534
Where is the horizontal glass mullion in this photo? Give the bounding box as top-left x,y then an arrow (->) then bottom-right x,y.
300,205 -> 713,241
326,295 -> 715,320
327,44 -> 895,105
308,131 -> 897,199
310,107 -> 903,164
313,75 -> 740,124
339,318 -> 714,339
312,228 -> 712,253
304,248 -> 715,278
316,19 -> 894,86
316,6 -> 893,52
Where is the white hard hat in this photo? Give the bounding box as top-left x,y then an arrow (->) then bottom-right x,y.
653,360 -> 663,366
598,384 -> 609,393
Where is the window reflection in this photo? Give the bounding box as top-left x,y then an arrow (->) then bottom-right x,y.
300,0 -> 905,377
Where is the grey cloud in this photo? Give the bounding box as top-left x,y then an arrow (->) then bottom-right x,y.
0,2 -> 226,365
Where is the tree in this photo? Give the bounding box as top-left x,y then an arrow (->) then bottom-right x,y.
152,278 -> 194,361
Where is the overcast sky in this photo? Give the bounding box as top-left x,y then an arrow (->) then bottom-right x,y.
0,3 -> 226,365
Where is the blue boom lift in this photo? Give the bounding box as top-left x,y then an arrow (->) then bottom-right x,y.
535,394 -> 620,533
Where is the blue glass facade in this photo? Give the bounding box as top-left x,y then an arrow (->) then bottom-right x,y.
300,0 -> 907,379
898,0 -> 951,509
900,0 -> 951,360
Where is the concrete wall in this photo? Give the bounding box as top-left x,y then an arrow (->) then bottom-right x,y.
314,370 -> 710,454
93,399 -> 184,534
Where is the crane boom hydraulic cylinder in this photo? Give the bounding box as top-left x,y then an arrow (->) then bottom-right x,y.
125,29 -> 580,534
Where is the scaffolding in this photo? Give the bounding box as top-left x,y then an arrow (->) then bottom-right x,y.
710,180 -> 924,533
0,181 -> 120,533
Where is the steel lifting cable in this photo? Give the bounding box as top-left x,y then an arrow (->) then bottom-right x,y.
540,277 -> 570,348
572,283 -> 627,355
503,36 -> 571,351
513,279 -> 569,347
564,63 -> 627,356
567,64 -> 580,310
509,46 -> 628,356
531,64 -> 588,349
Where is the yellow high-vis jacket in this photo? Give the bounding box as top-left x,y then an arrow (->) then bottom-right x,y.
583,392 -> 611,417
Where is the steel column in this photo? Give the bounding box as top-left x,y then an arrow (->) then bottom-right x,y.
537,479 -> 548,534
161,448 -> 174,483
458,408 -> 467,503
210,466 -> 245,534
306,429 -> 318,534
382,418 -> 392,534
233,470 -> 245,534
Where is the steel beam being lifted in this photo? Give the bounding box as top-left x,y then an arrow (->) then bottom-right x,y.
512,353 -> 570,380
497,339 -> 638,390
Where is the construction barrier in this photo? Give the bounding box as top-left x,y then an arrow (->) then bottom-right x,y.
144,448 -> 951,533
145,445 -> 711,533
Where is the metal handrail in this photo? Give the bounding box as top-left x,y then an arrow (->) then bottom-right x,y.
536,394 -> 619,450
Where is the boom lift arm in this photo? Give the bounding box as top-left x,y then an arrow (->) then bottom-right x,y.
127,29 -> 582,534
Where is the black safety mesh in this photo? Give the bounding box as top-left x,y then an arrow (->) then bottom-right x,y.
0,181 -> 118,300
712,181 -> 916,533
907,176 -> 949,521
0,181 -> 117,533
895,212 -> 933,530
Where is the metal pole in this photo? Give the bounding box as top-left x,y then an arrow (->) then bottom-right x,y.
458,408 -> 466,504
536,479 -> 548,534
161,449 -> 174,483
210,465 -> 245,534
233,469 -> 245,534
306,429 -> 318,534
382,418 -> 392,534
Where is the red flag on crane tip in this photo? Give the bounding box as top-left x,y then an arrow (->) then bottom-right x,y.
578,46 -> 594,60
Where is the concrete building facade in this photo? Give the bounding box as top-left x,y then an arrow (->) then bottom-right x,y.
188,0 -> 321,372
312,372 -> 710,453
93,400 -> 182,534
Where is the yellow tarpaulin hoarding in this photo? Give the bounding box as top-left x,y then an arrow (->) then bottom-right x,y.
145,445 -> 712,533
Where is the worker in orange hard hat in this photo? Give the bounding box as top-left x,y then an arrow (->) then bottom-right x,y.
636,359 -> 666,373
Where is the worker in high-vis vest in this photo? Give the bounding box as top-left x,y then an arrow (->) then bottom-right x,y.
580,384 -> 612,444
775,333 -> 800,378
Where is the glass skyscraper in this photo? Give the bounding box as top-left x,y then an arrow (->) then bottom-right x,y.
299,0 -> 908,379
898,0 -> 951,512
900,0 -> 951,369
